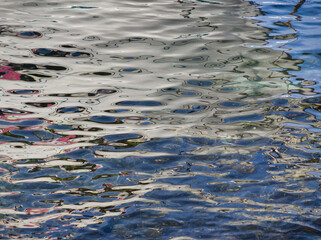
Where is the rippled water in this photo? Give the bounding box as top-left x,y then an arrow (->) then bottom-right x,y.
0,0 -> 320,239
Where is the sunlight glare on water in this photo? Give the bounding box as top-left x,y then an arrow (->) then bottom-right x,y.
0,0 -> 320,239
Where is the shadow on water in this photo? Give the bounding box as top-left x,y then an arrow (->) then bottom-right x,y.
0,0 -> 320,239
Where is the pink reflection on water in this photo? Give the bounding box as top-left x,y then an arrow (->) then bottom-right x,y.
0,63 -> 21,80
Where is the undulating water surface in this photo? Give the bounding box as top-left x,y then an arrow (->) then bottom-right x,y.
0,0 -> 320,239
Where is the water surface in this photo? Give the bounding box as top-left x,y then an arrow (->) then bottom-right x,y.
0,0 -> 320,239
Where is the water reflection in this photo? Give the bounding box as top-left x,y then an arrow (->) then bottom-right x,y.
0,0 -> 320,239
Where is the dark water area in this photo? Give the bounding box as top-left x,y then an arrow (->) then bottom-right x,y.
0,0 -> 320,239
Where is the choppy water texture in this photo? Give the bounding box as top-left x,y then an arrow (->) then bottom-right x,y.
0,0 -> 320,239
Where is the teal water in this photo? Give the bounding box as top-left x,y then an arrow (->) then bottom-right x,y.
0,0 -> 320,239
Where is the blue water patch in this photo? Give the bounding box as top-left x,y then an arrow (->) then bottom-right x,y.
116,101 -> 162,106
71,6 -> 98,9
0,119 -> 44,127
269,110 -> 313,123
103,133 -> 142,142
47,124 -> 73,130
89,116 -> 124,124
0,130 -> 60,142
172,105 -> 207,114
224,114 -> 264,123
220,101 -> 248,107
187,80 -> 213,86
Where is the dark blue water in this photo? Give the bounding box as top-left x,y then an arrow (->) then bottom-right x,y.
0,0 -> 320,239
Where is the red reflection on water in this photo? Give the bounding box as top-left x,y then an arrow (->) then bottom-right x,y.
0,63 -> 21,80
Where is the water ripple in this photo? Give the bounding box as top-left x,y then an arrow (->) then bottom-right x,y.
0,0 -> 320,239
